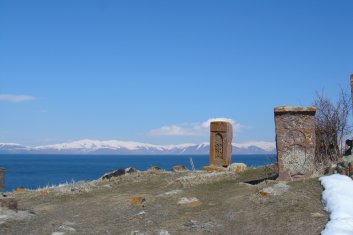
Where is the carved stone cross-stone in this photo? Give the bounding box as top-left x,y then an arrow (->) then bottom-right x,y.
209,121 -> 233,167
274,106 -> 316,181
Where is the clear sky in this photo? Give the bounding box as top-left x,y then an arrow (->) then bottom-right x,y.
1,0 -> 352,146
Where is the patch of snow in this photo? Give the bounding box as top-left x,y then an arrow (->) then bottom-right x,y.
196,142 -> 209,150
2,139 -> 277,154
320,174 -> 353,235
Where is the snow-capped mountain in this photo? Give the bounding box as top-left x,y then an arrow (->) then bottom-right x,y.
0,139 -> 276,155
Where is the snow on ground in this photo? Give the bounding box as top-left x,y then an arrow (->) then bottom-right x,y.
320,174 -> 353,235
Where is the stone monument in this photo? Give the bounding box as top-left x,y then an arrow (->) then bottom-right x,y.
209,121 -> 233,167
274,106 -> 316,181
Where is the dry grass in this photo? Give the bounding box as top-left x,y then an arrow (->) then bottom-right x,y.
0,169 -> 327,235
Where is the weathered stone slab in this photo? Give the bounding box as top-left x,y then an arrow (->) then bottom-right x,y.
209,121 -> 233,167
0,168 -> 5,192
274,106 -> 316,181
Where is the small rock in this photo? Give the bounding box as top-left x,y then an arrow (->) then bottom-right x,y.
15,187 -> 25,193
311,212 -> 325,218
129,197 -> 146,206
130,231 -> 146,235
59,224 -> 76,232
148,166 -> 161,171
136,211 -> 146,216
260,182 -> 289,196
259,191 -> 269,196
51,232 -> 65,235
159,229 -> 170,235
201,165 -> 226,172
157,190 -> 183,197
101,169 -> 126,180
171,165 -> 188,172
125,167 -> 138,174
229,163 -> 247,173
183,220 -> 198,229
178,197 -> 201,207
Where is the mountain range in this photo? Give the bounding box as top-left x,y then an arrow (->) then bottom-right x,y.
0,139 -> 276,155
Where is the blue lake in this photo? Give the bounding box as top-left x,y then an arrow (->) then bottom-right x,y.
0,154 -> 276,192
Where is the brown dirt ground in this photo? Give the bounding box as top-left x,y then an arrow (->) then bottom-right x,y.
0,166 -> 328,235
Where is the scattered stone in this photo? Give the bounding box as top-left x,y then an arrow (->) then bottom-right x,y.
326,161 -> 353,177
183,220 -> 199,229
229,163 -> 247,173
135,210 -> 146,216
51,232 -> 65,235
178,197 -> 201,207
311,212 -> 325,218
158,229 -> 170,235
129,196 -> 146,206
260,182 -> 289,196
259,191 -> 269,197
157,189 -> 183,197
171,165 -> 188,172
209,121 -> 233,167
201,165 -> 226,172
130,231 -> 146,235
148,166 -> 161,171
274,106 -> 316,181
59,224 -> 76,232
0,196 -> 18,210
182,219 -> 219,232
101,169 -> 126,180
15,187 -> 26,193
125,167 -> 138,174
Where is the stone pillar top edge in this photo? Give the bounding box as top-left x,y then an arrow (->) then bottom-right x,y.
274,106 -> 316,113
350,74 -> 353,79
210,121 -> 232,124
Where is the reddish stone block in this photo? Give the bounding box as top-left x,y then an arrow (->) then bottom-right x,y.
274,106 -> 316,181
209,121 -> 233,167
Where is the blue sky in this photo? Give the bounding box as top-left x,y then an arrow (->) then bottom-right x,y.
0,0 -> 352,146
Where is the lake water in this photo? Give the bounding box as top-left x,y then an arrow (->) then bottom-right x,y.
0,154 -> 276,192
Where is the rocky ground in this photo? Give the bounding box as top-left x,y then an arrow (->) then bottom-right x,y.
0,166 -> 327,235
